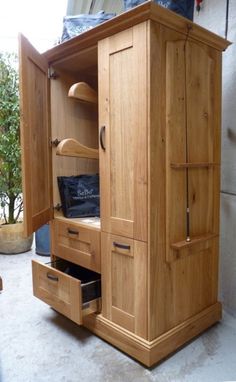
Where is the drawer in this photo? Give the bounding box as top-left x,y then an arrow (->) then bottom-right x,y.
54,220 -> 101,273
32,259 -> 101,325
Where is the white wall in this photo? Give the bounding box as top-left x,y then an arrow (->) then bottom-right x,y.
194,0 -> 236,316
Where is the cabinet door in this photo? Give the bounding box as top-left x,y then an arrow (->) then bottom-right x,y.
98,24 -> 147,241
101,232 -> 148,338
19,34 -> 52,236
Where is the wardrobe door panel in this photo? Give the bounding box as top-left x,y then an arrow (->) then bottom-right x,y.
101,232 -> 148,338
19,34 -> 52,236
98,24 -> 147,241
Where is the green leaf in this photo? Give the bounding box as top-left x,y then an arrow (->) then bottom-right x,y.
0,52 -> 22,224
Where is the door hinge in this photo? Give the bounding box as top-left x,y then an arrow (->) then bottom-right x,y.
48,68 -> 58,79
54,204 -> 62,211
50,138 -> 61,147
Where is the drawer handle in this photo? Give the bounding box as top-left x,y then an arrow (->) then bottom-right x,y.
67,228 -> 79,235
47,273 -> 58,282
113,242 -> 130,250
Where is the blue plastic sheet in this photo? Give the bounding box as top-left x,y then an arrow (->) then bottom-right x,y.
123,0 -> 194,20
61,11 -> 116,42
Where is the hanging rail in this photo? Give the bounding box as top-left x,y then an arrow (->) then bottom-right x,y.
68,82 -> 98,104
56,138 -> 98,159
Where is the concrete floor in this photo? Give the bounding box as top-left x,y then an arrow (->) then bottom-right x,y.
1,248 -> 236,382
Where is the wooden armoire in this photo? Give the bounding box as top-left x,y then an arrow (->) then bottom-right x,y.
19,1 -> 230,366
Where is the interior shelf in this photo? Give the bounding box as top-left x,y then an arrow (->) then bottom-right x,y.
68,82 -> 98,104
171,233 -> 218,250
56,138 -> 99,159
54,211 -> 101,231
170,162 -> 218,169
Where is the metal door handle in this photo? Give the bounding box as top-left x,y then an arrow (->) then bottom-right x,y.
67,228 -> 79,235
100,125 -> 106,151
113,242 -> 130,250
47,273 -> 58,282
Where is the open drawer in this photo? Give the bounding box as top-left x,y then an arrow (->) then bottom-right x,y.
32,259 -> 101,325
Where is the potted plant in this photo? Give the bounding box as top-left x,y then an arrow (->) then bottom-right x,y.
0,52 -> 33,254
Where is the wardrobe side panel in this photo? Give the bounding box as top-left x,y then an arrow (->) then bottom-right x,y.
149,21 -> 222,340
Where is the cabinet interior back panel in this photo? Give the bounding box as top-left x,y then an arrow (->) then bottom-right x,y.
50,72 -> 99,206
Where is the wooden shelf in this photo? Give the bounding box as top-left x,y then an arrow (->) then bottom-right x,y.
68,82 -> 98,104
170,162 -> 218,169
171,233 -> 218,250
56,138 -> 99,159
54,210 -> 101,231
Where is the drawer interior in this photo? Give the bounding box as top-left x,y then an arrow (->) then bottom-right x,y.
49,259 -> 101,304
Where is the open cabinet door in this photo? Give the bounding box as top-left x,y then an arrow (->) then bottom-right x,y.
19,34 -> 52,236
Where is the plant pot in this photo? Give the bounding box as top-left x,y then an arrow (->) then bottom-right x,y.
0,223 -> 33,254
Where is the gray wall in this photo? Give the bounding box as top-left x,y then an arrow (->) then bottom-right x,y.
66,0 -> 123,15
194,0 -> 236,316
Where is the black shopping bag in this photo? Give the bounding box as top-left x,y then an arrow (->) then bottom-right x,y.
57,174 -> 100,218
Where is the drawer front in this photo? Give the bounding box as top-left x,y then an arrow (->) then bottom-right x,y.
54,220 -> 101,273
32,260 -> 100,325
